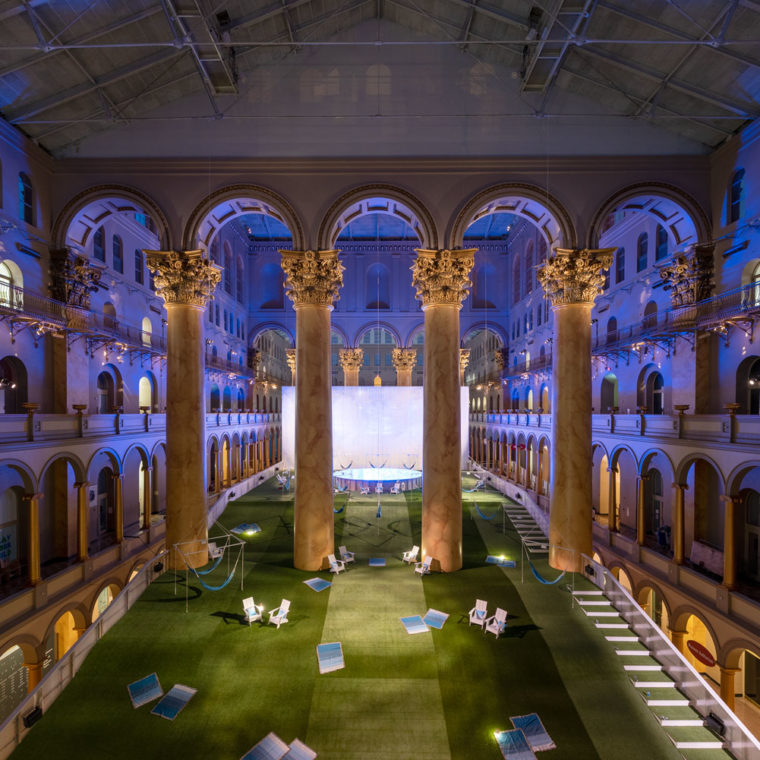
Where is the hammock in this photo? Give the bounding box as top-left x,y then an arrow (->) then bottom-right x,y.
369,461 -> 386,469
333,504 -> 345,514
187,561 -> 238,591
463,480 -> 485,493
376,503 -> 382,519
474,502 -> 499,520
339,461 -> 352,470
527,559 -> 566,585
195,552 -> 224,576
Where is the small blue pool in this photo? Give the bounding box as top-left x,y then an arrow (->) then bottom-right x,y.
333,467 -> 422,491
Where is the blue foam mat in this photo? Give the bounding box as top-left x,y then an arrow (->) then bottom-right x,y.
127,672 -> 163,708
422,609 -> 449,629
486,555 -> 516,567
150,684 -> 196,720
400,615 -> 429,634
303,577 -> 332,592
368,558 -> 386,567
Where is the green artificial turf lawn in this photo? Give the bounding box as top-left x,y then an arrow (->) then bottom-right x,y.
10,477 -> 728,759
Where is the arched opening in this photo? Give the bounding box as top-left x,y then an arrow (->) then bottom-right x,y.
642,300 -> 658,331
681,457 -> 725,576
103,302 -> 117,331
736,356 -> 760,414
637,586 -> 669,632
0,356 -> 27,413
95,466 -> 116,546
96,371 -> 115,414
252,327 -> 293,387
18,173 -> 34,225
600,372 -> 618,412
358,326 -> 399,386
0,259 -> 23,310
53,610 -> 81,661
610,565 -> 633,592
222,387 -> 232,412
208,439 -> 219,493
646,372 -> 664,414
606,317 -> 618,345
680,613 -> 719,688
461,326 -> 505,386
645,468 -> 664,538
209,384 -> 220,411
40,456 -> 81,576
0,484 -> 27,594
138,375 -> 154,411
91,583 -> 120,623
729,168 -> 745,224
112,234 -> 123,273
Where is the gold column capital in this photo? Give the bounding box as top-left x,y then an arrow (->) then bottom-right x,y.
459,348 -> 470,371
145,250 -> 222,307
412,248 -> 476,307
391,348 -> 417,372
280,249 -> 344,307
537,248 -> 615,306
339,347 -> 364,371
285,348 -> 297,374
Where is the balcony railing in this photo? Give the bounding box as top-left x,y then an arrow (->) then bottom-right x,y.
205,354 -> 254,378
0,284 -> 164,353
504,282 -> 760,378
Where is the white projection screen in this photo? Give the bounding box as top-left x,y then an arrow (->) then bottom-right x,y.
281,387 -> 469,471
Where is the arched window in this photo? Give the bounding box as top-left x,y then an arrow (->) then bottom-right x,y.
141,317 -> 152,347
365,262 -> 390,309
602,265 -> 610,291
512,255 -> 521,304
112,235 -> 123,273
18,173 -> 33,225
222,387 -> 232,411
93,227 -> 105,262
524,241 -> 534,295
224,244 -> 232,294
260,263 -> 284,309
729,168 -> 745,224
366,63 -> 391,96
236,256 -> 244,302
103,302 -> 117,330
0,261 -> 15,309
606,317 -> 618,345
210,237 -> 220,263
472,264 -> 496,309
138,376 -> 152,409
645,469 -> 664,536
210,384 -> 220,410
134,250 -> 144,284
0,356 -> 27,413
615,247 -> 625,284
643,300 -> 658,330
655,224 -> 668,261
637,232 -> 648,272
96,468 -> 115,535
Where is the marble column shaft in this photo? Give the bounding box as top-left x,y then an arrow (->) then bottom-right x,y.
636,475 -> 647,546
539,248 -> 614,572
294,304 -> 334,569
422,303 -> 463,572
413,248 -> 475,573
146,250 -> 221,570
281,249 -> 344,571
142,466 -> 153,529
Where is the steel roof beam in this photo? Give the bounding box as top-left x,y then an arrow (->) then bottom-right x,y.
580,45 -> 760,118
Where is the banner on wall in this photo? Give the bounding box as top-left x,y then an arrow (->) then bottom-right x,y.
0,525 -> 16,563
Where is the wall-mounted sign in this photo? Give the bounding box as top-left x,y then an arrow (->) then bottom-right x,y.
687,639 -> 716,668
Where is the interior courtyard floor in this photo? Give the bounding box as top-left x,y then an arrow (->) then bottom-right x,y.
7,478 -> 739,759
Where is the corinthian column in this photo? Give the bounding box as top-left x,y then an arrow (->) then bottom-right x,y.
392,348 -> 417,386
281,249 -> 344,570
286,348 -> 296,385
412,248 -> 476,572
538,247 -> 614,572
459,349 -> 470,385
146,250 -> 221,569
339,348 -> 363,386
